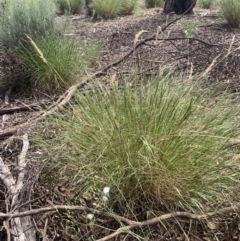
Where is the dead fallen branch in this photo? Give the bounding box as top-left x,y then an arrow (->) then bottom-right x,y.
4,87 -> 12,105
0,134 -> 36,241
0,203 -> 240,240
0,104 -> 40,115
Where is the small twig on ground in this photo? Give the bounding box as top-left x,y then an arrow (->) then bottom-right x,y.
0,104 -> 40,115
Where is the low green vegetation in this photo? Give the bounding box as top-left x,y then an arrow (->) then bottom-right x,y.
181,20 -> 197,38
198,0 -> 215,9
57,0 -> 84,14
0,0 -> 56,47
219,0 -> 240,27
0,0 -> 99,92
17,35 -> 100,91
90,0 -> 122,18
37,73 -> 240,214
145,0 -> 164,8
90,0 -> 142,18
121,0 -> 139,15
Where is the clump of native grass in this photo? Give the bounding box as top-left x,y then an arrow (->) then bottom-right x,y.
90,0 -> 142,18
145,0 -> 164,8
132,0 -> 146,16
17,35 -> 100,91
0,0 -> 56,47
57,0 -> 84,14
181,20 -> 197,38
120,0 -> 141,15
0,0 -> 100,92
198,0 -> 215,9
36,72 -> 240,214
219,0 -> 240,28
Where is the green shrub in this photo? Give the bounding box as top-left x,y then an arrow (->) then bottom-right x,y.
0,0 -> 57,48
198,0 -> 214,9
219,0 -> 240,27
17,35 -> 100,91
57,0 -> 84,14
37,74 -> 240,212
145,0 -> 164,8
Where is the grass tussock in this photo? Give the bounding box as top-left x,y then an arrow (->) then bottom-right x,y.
0,0 -> 100,92
90,0 -> 142,18
37,73 -> 240,213
0,0 -> 57,47
90,0 -> 122,18
198,0 -> 214,9
17,35 -> 100,91
57,0 -> 84,14
219,0 -> 240,28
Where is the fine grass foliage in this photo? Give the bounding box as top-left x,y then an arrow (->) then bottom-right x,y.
37,74 -> 240,212
17,35 -> 100,91
198,0 -> 214,9
120,0 -> 139,15
0,0 -> 57,48
181,20 -> 197,38
90,0 -> 122,18
219,0 -> 240,28
132,0 -> 145,16
90,0 -> 142,18
57,0 -> 84,14
145,0 -> 164,8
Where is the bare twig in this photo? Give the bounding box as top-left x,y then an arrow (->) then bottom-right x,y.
42,218 -> 48,241
0,104 -> 40,115
3,221 -> 11,241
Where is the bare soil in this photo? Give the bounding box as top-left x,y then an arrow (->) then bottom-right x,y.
1,7 -> 240,241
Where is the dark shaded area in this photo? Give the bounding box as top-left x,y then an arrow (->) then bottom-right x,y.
163,0 -> 197,14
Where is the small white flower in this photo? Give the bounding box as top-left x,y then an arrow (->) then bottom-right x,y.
103,186 -> 110,194
86,213 -> 94,220
102,196 -> 108,202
